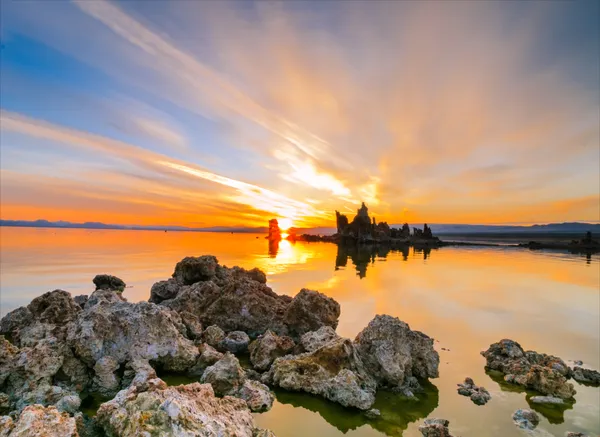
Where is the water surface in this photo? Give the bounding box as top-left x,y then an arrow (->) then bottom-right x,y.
1,227 -> 598,436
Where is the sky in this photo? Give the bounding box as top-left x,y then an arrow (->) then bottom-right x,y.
1,0 -> 599,228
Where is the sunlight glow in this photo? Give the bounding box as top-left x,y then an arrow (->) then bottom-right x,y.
278,218 -> 293,231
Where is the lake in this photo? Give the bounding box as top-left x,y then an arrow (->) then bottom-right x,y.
1,227 -> 598,436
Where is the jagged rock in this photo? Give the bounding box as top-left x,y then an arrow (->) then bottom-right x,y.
149,279 -> 181,304
202,325 -> 226,348
29,290 -> 81,326
3,405 -> 78,436
249,330 -> 295,371
0,393 -> 9,415
55,349 -> 90,393
482,339 -> 575,399
512,408 -> 539,430
571,366 -> 600,385
188,344 -> 223,376
92,274 -> 126,292
284,289 -> 340,338
96,382 -> 264,437
201,353 -> 246,397
92,357 -> 120,398
179,311 -> 203,340
238,380 -> 274,412
530,396 -> 564,404
84,289 -> 126,309
68,300 -> 198,375
0,307 -> 33,345
164,276 -> 290,338
220,331 -> 250,354
172,255 -> 218,285
266,337 -> 376,410
365,408 -> 381,419
0,337 -> 18,387
457,377 -> 491,405
300,326 -> 340,353
73,295 -> 88,309
354,315 -> 439,391
419,418 -> 453,437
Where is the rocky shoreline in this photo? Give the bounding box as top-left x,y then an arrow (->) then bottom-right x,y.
1,255 -> 598,436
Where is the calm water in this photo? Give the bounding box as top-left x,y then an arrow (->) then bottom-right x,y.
1,227 -> 598,436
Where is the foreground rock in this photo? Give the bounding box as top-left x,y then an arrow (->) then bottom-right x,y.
249,330 -> 295,371
266,337 -> 376,410
201,353 -> 274,412
1,405 -> 78,437
457,377 -> 491,405
92,274 -> 126,292
354,315 -> 439,394
418,418 -> 454,437
96,378 -> 271,437
512,408 -> 540,430
300,326 -> 340,353
482,339 -> 575,399
154,256 -> 340,339
68,293 -> 198,396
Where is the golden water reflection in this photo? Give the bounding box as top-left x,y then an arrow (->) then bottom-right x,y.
0,227 -> 598,437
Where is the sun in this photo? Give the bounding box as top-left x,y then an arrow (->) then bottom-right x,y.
278,218 -> 293,231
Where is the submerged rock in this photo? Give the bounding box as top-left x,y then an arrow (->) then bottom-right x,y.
457,377 -> 491,405
365,408 -> 381,419
249,330 -> 295,371
530,395 -> 564,404
512,408 -> 539,430
354,315 -> 439,391
571,367 -> 600,385
96,381 -> 266,437
2,405 -> 78,437
418,418 -> 453,437
482,339 -> 575,399
266,337 -> 376,410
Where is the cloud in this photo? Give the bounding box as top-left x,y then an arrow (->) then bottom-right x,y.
1,0 -> 598,224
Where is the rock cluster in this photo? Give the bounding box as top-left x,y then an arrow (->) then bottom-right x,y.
1,255 -> 442,436
418,418 -> 454,437
481,339 -> 576,399
571,366 -> 600,385
457,377 -> 491,405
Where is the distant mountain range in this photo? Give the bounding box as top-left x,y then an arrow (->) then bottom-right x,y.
0,219 -> 266,233
1,219 -> 598,235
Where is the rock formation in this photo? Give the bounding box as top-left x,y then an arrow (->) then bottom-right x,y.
456,377 -> 491,405
418,418 -> 454,437
512,408 -> 540,430
482,339 -> 576,399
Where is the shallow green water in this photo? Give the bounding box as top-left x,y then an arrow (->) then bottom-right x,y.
1,228 -> 598,436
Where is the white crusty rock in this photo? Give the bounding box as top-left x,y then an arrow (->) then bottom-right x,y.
283,289 -> 341,338
266,337 -> 376,410
300,326 -> 340,353
2,405 -> 78,437
238,380 -> 274,413
201,353 -> 246,397
96,381 -> 267,437
249,330 -> 295,371
67,299 -> 198,375
354,315 -> 439,391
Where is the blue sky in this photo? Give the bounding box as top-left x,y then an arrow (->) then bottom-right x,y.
1,0 -> 598,226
